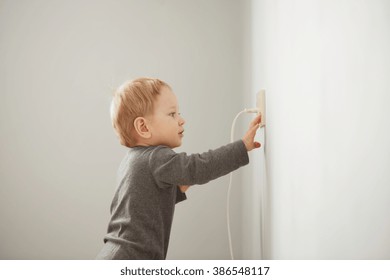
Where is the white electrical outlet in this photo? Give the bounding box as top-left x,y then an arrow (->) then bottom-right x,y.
256,89 -> 266,127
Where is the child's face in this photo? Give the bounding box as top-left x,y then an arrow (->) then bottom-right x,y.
148,86 -> 185,148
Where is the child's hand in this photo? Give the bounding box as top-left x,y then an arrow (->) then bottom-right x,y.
179,185 -> 190,193
242,114 -> 262,151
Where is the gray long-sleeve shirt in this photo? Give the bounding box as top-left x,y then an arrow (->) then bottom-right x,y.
97,140 -> 249,259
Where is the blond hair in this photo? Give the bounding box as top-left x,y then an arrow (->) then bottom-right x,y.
110,77 -> 170,147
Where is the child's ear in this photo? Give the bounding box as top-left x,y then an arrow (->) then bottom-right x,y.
133,117 -> 152,139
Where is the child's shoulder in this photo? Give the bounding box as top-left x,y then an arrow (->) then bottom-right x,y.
124,145 -> 179,172
129,145 -> 176,159
148,145 -> 176,158
129,144 -> 173,152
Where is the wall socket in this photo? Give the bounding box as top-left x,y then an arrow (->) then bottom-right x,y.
256,89 -> 266,127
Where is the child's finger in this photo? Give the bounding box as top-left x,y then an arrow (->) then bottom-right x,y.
250,123 -> 260,135
179,185 -> 190,193
250,114 -> 262,127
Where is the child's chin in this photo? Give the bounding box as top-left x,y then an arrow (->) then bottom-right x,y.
172,141 -> 182,149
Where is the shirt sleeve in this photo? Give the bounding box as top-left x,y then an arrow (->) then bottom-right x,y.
149,140 -> 249,188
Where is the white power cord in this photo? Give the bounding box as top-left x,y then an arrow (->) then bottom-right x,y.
227,108 -> 259,260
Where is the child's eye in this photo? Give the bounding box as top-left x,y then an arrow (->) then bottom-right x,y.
169,112 -> 176,117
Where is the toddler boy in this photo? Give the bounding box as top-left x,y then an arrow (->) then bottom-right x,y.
96,77 -> 261,259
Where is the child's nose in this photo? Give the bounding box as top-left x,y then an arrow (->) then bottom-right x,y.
179,115 -> 185,126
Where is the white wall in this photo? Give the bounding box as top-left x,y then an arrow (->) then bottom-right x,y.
244,0 -> 390,259
0,0 -> 246,259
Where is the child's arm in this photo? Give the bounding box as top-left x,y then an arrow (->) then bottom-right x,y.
177,114 -> 261,192
150,115 -> 261,188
